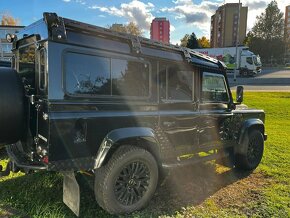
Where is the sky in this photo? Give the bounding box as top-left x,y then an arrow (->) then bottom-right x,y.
0,0 -> 289,45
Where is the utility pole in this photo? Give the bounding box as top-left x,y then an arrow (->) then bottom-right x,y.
234,0 -> 241,82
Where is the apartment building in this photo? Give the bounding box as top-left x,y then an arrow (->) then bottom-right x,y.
210,3 -> 248,48
150,18 -> 170,44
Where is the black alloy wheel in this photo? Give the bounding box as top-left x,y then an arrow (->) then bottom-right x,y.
235,130 -> 264,170
114,161 -> 150,206
94,146 -> 158,214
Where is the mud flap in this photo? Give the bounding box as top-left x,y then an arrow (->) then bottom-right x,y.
63,172 -> 80,216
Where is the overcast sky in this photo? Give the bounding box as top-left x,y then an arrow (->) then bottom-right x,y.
1,0 -> 289,44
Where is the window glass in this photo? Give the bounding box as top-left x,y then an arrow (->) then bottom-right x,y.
160,66 -> 193,101
18,44 -> 36,92
65,52 -> 110,95
19,44 -> 35,75
64,52 -> 150,97
246,57 -> 253,65
112,59 -> 150,97
202,73 -> 229,103
39,49 -> 47,90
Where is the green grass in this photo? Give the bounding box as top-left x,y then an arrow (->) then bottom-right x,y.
0,92 -> 290,217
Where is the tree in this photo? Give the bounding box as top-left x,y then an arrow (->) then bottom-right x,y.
108,22 -> 143,36
252,1 -> 284,40
0,13 -> 20,25
198,36 -> 210,48
247,1 -> 285,62
186,32 -> 200,49
180,34 -> 190,47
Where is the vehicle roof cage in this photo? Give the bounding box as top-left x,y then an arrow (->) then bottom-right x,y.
43,12 -> 224,69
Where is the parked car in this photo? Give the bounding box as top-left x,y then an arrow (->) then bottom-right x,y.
0,13 -> 267,216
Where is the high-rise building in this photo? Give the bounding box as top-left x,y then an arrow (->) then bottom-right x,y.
0,25 -> 24,61
150,18 -> 170,44
210,3 -> 248,48
285,5 -> 290,62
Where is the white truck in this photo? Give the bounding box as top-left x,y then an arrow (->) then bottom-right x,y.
194,47 -> 262,77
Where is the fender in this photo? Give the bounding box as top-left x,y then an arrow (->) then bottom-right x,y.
235,118 -> 265,155
94,127 -> 159,169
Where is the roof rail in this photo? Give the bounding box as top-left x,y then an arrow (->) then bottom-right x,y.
43,13 -> 222,67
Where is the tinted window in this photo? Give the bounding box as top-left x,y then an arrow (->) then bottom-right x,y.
39,48 -> 47,90
112,59 -> 150,97
64,52 -> 150,97
18,44 -> 36,92
160,66 -> 193,101
65,52 -> 110,95
202,73 -> 229,103
19,44 -> 35,75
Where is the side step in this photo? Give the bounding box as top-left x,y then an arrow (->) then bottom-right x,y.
162,151 -> 229,169
6,143 -> 47,170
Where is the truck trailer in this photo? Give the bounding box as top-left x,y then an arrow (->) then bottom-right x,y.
194,47 -> 262,77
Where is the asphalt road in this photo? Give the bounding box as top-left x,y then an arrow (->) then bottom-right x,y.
228,68 -> 290,91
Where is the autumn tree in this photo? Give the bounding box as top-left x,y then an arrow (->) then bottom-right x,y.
180,34 -> 190,47
108,22 -> 143,36
0,13 -> 20,25
198,36 -> 210,48
246,1 -> 285,62
180,33 -> 209,49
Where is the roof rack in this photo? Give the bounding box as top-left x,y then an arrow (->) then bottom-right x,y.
43,12 -> 223,67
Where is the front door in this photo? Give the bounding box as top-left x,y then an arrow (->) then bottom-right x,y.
198,72 -> 233,151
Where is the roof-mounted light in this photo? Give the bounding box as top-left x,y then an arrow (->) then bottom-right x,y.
6,33 -> 17,43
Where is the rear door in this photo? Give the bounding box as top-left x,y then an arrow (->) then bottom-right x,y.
158,62 -> 199,159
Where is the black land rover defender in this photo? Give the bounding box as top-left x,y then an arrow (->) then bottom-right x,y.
0,13 -> 267,216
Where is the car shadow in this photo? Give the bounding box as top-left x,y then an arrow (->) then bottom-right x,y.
144,162 -> 252,216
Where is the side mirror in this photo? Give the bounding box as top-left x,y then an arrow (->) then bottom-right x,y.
236,86 -> 244,103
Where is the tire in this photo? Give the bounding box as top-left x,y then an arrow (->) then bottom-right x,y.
241,70 -> 248,77
94,146 -> 159,214
235,130 -> 264,170
0,67 -> 25,146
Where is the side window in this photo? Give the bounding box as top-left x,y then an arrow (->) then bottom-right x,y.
160,66 -> 193,102
112,59 -> 150,97
64,52 -> 150,97
202,72 -> 229,103
246,57 -> 253,65
38,48 -> 47,90
65,52 -> 111,95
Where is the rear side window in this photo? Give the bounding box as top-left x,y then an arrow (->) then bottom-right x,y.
160,66 -> 194,102
65,52 -> 111,95
112,59 -> 149,97
64,52 -> 150,97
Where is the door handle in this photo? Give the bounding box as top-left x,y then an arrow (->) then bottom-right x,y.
163,121 -> 176,127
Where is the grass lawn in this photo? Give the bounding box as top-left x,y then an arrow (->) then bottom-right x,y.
0,92 -> 289,218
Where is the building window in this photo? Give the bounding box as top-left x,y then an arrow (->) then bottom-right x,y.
0,43 -> 12,53
0,29 -> 7,39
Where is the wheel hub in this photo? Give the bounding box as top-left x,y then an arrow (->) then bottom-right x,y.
114,161 -> 150,206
